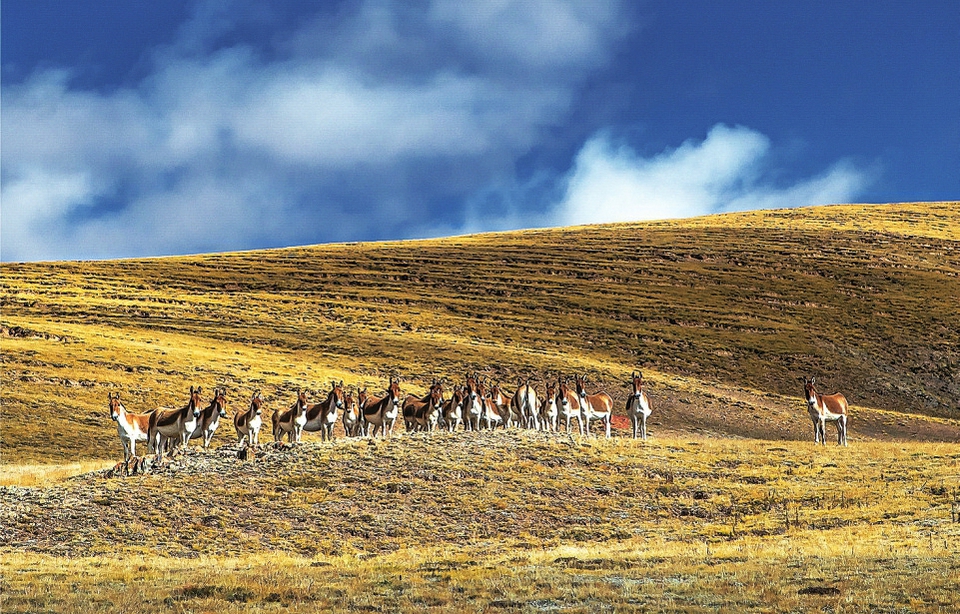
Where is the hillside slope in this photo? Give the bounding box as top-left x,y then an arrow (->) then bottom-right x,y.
1,202 -> 958,463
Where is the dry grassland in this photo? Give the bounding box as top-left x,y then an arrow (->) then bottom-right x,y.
1,202 -> 959,612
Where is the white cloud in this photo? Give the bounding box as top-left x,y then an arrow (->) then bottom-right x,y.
556,124 -> 870,226
2,0 -> 624,261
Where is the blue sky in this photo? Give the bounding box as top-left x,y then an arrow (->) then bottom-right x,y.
2,1 -> 958,261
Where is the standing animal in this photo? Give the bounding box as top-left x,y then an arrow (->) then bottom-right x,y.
626,372 -> 653,440
556,376 -> 582,434
409,381 -> 445,432
234,389 -> 264,447
803,377 -> 849,446
148,386 -> 203,462
189,387 -> 228,449
486,383 -> 512,429
463,374 -> 484,431
511,378 -> 539,429
108,392 -> 152,462
304,380 -> 345,442
272,390 -> 309,444
441,385 -> 466,432
574,374 -> 614,438
341,390 -> 362,437
539,381 -> 559,432
360,376 -> 402,438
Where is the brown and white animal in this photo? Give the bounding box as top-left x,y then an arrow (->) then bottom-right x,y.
803,377 -> 849,446
304,380 -> 345,442
574,374 -> 614,438
360,376 -> 402,438
626,371 -> 653,440
539,381 -> 559,432
188,387 -> 228,448
148,386 -> 203,461
463,374 -> 484,431
341,390 -> 362,437
108,392 -> 152,462
408,381 -> 444,432
511,378 -> 539,430
555,376 -> 582,434
234,389 -> 264,447
441,384 -> 466,432
272,390 -> 309,444
485,383 -> 512,429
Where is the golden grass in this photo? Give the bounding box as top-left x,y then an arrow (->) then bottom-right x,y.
2,202 -> 959,464
1,202 -> 959,612
2,435 -> 959,613
0,460 -> 116,487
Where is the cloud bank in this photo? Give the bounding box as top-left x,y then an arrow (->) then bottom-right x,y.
1,1 -> 871,261
556,124 -> 870,226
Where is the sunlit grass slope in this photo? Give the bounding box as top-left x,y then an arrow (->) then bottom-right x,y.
2,202 -> 959,463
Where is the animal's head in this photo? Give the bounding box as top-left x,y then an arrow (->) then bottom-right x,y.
108,392 -> 123,421
430,381 -> 445,408
189,386 -> 203,418
249,390 -> 263,416
344,390 -> 357,413
358,388 -> 369,407
214,387 -> 228,417
557,377 -> 570,406
465,374 -> 479,401
630,371 -> 644,397
331,380 -> 345,409
803,377 -> 818,404
388,376 -> 402,407
574,374 -> 588,399
297,389 -> 308,411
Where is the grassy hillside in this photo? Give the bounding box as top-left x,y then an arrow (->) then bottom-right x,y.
2,202 -> 960,613
2,202 -> 959,464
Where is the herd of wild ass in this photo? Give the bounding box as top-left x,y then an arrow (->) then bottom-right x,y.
107,372 -> 848,469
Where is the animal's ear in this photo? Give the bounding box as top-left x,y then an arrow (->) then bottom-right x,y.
197,386 -> 203,394
339,380 -> 344,387
811,377 -> 816,384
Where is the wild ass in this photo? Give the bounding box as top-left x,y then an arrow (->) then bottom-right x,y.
539,381 -> 559,432
407,381 -> 444,432
803,377 -> 849,446
189,387 -> 228,449
555,377 -> 582,434
234,389 -> 264,447
441,385 -> 466,432
360,376 -> 402,437
272,390 -> 309,444
463,374 -> 484,431
108,392 -> 152,462
511,378 -> 539,429
574,374 -> 614,438
148,386 -> 203,461
341,390 -> 362,437
626,372 -> 653,440
486,383 -> 512,429
305,380 -> 345,442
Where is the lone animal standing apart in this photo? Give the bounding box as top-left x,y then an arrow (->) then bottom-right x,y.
626,372 -> 653,440
803,377 -> 849,446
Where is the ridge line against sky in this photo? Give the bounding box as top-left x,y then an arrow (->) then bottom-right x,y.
2,0 -> 958,262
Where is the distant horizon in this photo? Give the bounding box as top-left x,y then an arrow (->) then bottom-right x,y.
4,1 -> 958,261
5,200 -> 949,265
